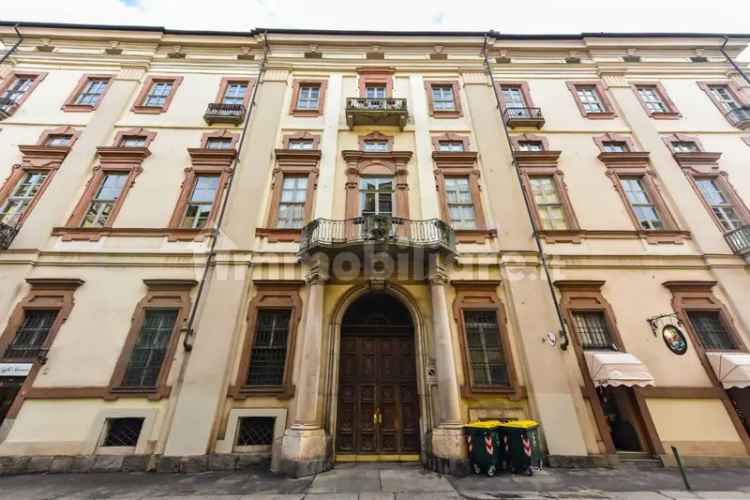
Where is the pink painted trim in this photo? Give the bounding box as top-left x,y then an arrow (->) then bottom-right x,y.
566,81 -> 617,119
61,73 -> 114,112
132,75 -> 184,114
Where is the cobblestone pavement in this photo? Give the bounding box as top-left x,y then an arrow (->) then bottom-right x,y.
0,463 -> 749,499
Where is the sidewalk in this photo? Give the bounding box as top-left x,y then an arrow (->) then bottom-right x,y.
0,463 -> 749,499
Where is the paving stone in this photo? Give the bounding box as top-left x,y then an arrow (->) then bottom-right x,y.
209,453 -> 239,471
26,455 -> 53,473
359,493 -> 396,500
394,494 -> 461,500
91,454 -> 124,472
181,455 -> 209,473
157,455 -> 181,473
380,467 -> 456,493
237,496 -> 305,500
0,455 -> 30,475
49,455 -> 75,473
69,455 -> 96,472
121,454 -> 150,472
304,495 -> 359,500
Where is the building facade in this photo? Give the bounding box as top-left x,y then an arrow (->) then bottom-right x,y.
0,23 -> 750,476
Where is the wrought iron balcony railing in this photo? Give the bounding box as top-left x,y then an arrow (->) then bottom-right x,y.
502,107 -> 545,129
203,102 -> 246,125
345,98 -> 408,129
725,225 -> 750,257
0,222 -> 18,250
726,106 -> 750,129
300,215 -> 455,255
2,346 -> 49,364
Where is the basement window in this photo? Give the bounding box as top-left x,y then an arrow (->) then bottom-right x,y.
236,416 -> 275,447
102,418 -> 144,447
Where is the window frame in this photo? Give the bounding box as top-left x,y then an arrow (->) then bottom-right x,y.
213,77 -> 254,108
631,82 -> 681,119
358,131 -> 394,152
697,81 -> 750,128
424,80 -> 463,118
0,72 -> 48,116
62,74 -> 113,112
132,75 -> 183,114
431,132 -> 470,152
230,281 -> 303,399
107,279 -> 195,400
607,170 -> 677,233
289,79 -> 328,117
566,81 -> 617,119
358,68 -> 394,98
685,171 -> 750,234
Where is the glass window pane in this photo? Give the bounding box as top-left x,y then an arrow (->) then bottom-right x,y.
573,311 -> 614,350
247,310 -> 291,386
463,310 -> 508,386
688,311 -> 736,350
121,309 -> 178,387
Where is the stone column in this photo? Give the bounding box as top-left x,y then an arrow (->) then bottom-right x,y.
428,266 -> 468,474
280,264 -> 329,477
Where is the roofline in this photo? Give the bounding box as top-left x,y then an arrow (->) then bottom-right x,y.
0,21 -> 749,40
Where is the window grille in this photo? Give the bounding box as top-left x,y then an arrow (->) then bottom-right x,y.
102,418 -> 144,447
246,310 -> 291,386
463,310 -> 508,386
688,311 -> 736,351
572,311 -> 615,350
121,309 -> 178,387
237,416 -> 275,446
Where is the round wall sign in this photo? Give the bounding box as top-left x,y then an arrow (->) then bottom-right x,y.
662,325 -> 688,355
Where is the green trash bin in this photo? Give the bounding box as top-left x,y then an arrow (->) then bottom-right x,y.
497,419 -> 543,476
463,420 -> 503,476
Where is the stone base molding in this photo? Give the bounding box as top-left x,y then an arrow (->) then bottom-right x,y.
427,424 -> 470,476
279,426 -> 331,477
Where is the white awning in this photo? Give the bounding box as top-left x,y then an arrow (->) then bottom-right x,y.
707,352 -> 750,389
584,351 -> 656,388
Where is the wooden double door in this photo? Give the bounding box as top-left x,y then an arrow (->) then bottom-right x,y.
336,335 -> 420,454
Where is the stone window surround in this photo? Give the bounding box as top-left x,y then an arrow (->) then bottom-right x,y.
496,80 -> 536,110
359,130 -> 394,151
228,280 -> 304,400
131,75 -> 184,114
357,67 -> 394,98
680,163 -> 750,235
432,148 -> 494,243
424,80 -> 463,118
88,408 -> 159,456
113,127 -> 158,149
566,80 -> 617,119
0,278 -> 84,421
630,81 -> 682,119
661,133 -> 706,153
592,132 -> 639,153
289,79 -> 328,117
697,81 -> 750,128
510,133 -> 549,151
0,127 -> 79,226
61,73 -> 114,112
450,280 -> 520,398
431,132 -> 471,152
213,77 -> 255,108
281,130 -> 321,150
201,129 -> 240,150
0,71 -> 48,117
215,408 -> 287,471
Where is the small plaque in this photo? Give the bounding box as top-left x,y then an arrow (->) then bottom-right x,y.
0,362 -> 33,377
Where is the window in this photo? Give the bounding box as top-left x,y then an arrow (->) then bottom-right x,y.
672,141 -> 700,153
143,81 -> 173,108
74,78 -> 109,106
288,139 -> 314,150
444,176 -> 476,229
362,140 -> 389,152
121,309 -> 178,387
0,75 -> 36,112
501,86 -> 526,109
518,141 -> 543,152
572,311 -> 615,350
206,137 -> 233,150
181,175 -> 220,229
529,176 -> 568,230
687,311 -> 736,351
0,171 -> 49,225
365,84 -> 386,99
81,172 -> 128,228
276,176 -> 307,229
620,177 -> 664,230
431,84 -> 456,111
463,310 -> 508,386
133,76 -> 182,113
576,86 -> 605,113
636,86 -> 668,114
246,310 -> 291,386
2,310 -> 57,359
602,141 -> 629,153
438,141 -> 465,152
695,178 -> 743,231
708,85 -> 741,113
237,416 -> 275,447
222,82 -> 248,105
118,135 -> 147,148
102,418 -> 144,447
360,177 -> 393,216
296,85 -> 321,110
45,134 -> 72,147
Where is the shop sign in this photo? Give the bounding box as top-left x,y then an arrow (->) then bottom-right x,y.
0,363 -> 33,377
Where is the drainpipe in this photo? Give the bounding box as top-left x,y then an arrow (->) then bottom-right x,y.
0,24 -> 23,66
481,34 -> 569,350
719,36 -> 750,86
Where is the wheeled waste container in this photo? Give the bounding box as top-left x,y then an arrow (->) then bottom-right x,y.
496,419 -> 543,476
463,420 -> 505,476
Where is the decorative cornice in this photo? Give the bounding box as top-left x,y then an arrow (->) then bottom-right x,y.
187,147 -> 237,166
450,280 -> 502,288
662,280 -> 718,292
514,150 -> 562,167
274,149 -> 322,163
597,151 -> 650,167
252,279 -> 306,288
673,151 -> 723,166
26,278 -> 85,290
342,150 -> 413,163
18,145 -> 71,161
143,279 -> 198,290
96,146 -> 151,163
554,280 -> 605,292
431,151 -> 478,166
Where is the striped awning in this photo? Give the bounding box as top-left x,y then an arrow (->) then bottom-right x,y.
584,351 -> 656,388
707,352 -> 750,389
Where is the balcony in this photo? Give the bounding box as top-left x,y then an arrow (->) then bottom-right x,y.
726,106 -> 750,130
346,98 -> 408,129
0,222 -> 18,250
0,97 -> 15,121
203,102 -> 246,125
300,215 -> 455,256
503,107 -> 545,129
725,225 -> 750,258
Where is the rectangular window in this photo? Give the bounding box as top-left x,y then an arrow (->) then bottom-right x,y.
2,309 -> 58,359
445,176 -> 476,229
602,141 -> 629,153
222,82 -> 248,105
431,84 -> 456,111
695,178 -> 743,231
529,176 -> 568,230
620,177 -> 664,230
362,140 -> 389,152
687,311 -> 736,350
0,171 -> 49,225
636,86 -> 669,114
206,137 -> 233,149
296,85 -> 321,110
572,311 -> 615,350
45,134 -> 72,147
672,141 -> 700,153
181,175 -> 220,229
102,418 -> 144,447
360,177 -> 393,216
237,416 -> 275,447
276,176 -> 307,229
81,172 -> 128,228
121,309 -> 178,387
247,310 -> 291,386
501,85 -> 530,118
463,310 -> 508,386
709,85 -> 741,112
438,141 -> 465,152
365,84 -> 386,99
0,76 -> 34,109
576,86 -> 605,113
288,139 -> 314,150
518,141 -> 543,152
74,78 -> 109,106
143,81 -> 173,108
119,135 -> 147,148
